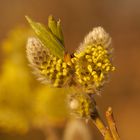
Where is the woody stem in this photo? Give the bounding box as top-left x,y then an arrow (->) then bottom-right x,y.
90,107 -> 113,140
106,107 -> 120,140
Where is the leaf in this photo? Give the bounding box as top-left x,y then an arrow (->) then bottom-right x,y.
25,16 -> 64,59
48,15 -> 64,45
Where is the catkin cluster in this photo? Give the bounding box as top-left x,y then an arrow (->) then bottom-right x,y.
26,27 -> 115,94
26,16 -> 115,119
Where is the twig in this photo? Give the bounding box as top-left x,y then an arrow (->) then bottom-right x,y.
106,107 -> 120,140
90,108 -> 113,140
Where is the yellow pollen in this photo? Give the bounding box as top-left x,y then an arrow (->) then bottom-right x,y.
97,62 -> 102,67
87,65 -> 92,73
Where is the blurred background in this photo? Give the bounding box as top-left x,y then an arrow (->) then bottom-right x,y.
0,0 -> 140,140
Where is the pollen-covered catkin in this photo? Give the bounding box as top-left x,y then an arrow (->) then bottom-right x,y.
68,93 -> 95,119
72,27 -> 115,93
26,26 -> 115,94
26,37 -> 73,87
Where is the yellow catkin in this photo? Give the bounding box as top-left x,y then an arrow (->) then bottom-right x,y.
26,26 -> 115,91
73,35 -> 115,93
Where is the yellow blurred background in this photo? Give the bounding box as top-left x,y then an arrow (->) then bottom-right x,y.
0,0 -> 140,140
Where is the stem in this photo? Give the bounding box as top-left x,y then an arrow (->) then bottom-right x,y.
90,108 -> 113,140
106,107 -> 120,140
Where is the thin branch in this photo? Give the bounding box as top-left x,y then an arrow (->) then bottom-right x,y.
106,107 -> 120,140
90,108 -> 113,140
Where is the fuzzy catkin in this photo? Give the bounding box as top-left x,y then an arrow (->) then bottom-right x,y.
26,37 -> 73,87
71,27 -> 115,93
68,93 -> 95,119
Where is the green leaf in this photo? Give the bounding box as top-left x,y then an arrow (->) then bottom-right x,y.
57,20 -> 64,45
25,16 -> 64,59
48,15 -> 64,45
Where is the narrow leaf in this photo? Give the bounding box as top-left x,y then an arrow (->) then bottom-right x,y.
48,15 -> 64,45
57,20 -> 64,45
25,16 -> 64,59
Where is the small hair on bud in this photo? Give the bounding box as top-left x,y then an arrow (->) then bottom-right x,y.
26,37 -> 50,66
77,27 -> 112,54
84,27 -> 111,48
